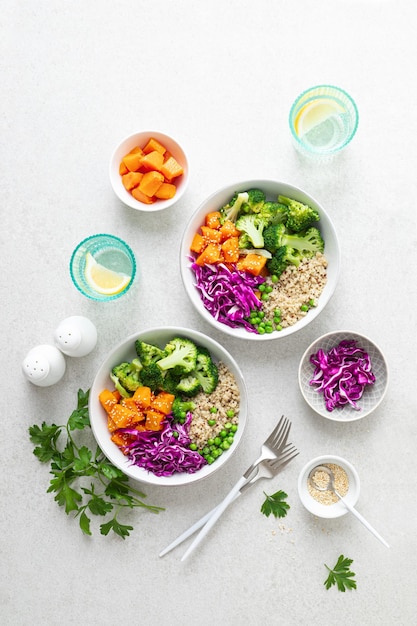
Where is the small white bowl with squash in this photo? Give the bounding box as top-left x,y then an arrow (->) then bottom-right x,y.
109,131 -> 189,212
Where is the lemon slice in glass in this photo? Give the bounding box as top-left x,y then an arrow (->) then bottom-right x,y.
294,98 -> 345,138
84,252 -> 131,296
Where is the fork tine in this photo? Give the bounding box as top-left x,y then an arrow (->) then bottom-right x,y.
264,415 -> 290,449
268,417 -> 291,452
269,448 -> 299,470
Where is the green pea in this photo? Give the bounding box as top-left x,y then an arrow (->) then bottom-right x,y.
258,326 -> 266,334
231,424 -> 238,432
271,274 -> 279,283
207,419 -> 217,426
172,431 -> 179,438
210,406 -> 218,413
300,304 -> 309,312
261,293 -> 269,301
221,441 -> 230,450
207,438 -> 215,446
206,456 -> 215,464
224,422 -> 233,429
214,437 -> 222,446
259,284 -> 266,292
189,443 -> 197,451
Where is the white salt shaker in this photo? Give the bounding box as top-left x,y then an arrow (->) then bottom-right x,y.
53,315 -> 97,357
22,345 -> 66,387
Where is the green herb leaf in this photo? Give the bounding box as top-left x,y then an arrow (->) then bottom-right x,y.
100,517 -> 134,539
79,511 -> 92,536
261,490 -> 290,518
29,388 -> 164,538
324,555 -> 357,592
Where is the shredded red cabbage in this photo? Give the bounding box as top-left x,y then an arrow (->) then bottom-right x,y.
309,339 -> 376,411
116,412 -> 207,477
191,259 -> 264,333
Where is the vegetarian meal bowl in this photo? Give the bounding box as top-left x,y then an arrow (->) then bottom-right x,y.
180,179 -> 340,340
89,326 -> 248,486
298,455 -> 360,519
298,330 -> 388,422
109,131 -> 189,212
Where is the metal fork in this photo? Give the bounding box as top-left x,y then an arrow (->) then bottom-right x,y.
241,415 -> 292,482
159,443 -> 299,558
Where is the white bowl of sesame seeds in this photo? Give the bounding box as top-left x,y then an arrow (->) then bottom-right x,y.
298,455 -> 360,519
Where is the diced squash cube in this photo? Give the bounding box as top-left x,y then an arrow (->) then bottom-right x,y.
109,404 -> 136,429
201,226 -> 222,244
139,150 -> 164,172
99,389 -> 119,415
222,236 -> 240,263
205,212 -> 222,229
132,386 -> 153,409
128,146 -> 144,155
151,392 -> 175,415
142,137 -> 167,155
122,152 -> 143,172
219,220 -> 241,241
160,155 -> 184,181
131,187 -> 156,204
122,171 -> 143,191
236,253 -> 267,276
195,242 -> 223,266
119,161 -> 129,176
145,409 -> 165,432
139,170 -> 164,197
190,232 -> 206,254
154,182 -> 176,200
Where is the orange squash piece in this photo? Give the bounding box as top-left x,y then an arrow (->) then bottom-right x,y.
205,212 -> 222,229
190,232 -> 206,254
122,152 -> 143,172
155,182 -> 176,200
99,389 -> 120,415
132,386 -> 152,409
143,137 -> 167,155
145,409 -> 165,432
236,253 -> 267,276
219,220 -> 241,241
160,155 -> 183,181
119,161 -> 129,176
122,171 -> 143,191
131,187 -> 156,204
222,236 -> 240,263
139,170 -> 164,197
201,226 -> 222,244
107,415 -> 117,433
139,150 -> 164,172
195,242 -> 223,266
109,404 -> 136,429
151,392 -> 175,415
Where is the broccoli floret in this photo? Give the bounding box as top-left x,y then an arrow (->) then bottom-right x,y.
175,374 -> 202,397
241,188 -> 266,214
156,337 -> 198,375
277,195 -> 320,232
259,201 -> 287,226
264,223 -> 324,257
235,214 -> 268,249
139,362 -> 166,392
110,359 -> 143,397
238,232 -> 251,249
171,397 -> 196,421
220,191 -> 249,224
135,340 -> 166,366
267,245 -> 301,277
194,351 -> 219,394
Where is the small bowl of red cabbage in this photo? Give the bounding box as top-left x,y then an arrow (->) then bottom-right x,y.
89,326 -> 248,486
179,179 -> 340,341
298,331 -> 388,421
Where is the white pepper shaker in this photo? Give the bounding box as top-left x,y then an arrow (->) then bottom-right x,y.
53,315 -> 97,357
22,345 -> 66,387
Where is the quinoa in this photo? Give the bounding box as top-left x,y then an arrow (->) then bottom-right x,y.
263,252 -> 328,328
188,362 -> 240,449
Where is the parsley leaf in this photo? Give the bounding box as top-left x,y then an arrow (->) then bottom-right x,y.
261,490 -> 290,518
29,388 -> 164,538
324,555 -> 357,592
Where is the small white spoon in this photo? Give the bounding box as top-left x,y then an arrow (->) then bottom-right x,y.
308,465 -> 389,548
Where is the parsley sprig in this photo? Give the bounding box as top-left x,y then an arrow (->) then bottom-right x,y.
29,388 -> 164,539
260,490 -> 290,518
324,555 -> 357,592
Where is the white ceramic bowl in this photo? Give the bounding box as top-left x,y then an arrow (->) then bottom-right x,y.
180,179 -> 340,340
89,326 -> 248,486
298,330 -> 388,422
109,131 -> 189,212
298,455 -> 360,518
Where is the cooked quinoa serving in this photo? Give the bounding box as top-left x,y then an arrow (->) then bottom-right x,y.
262,252 -> 328,329
188,362 -> 240,449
